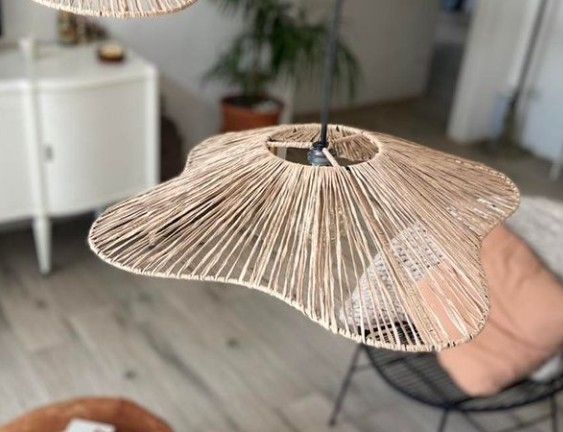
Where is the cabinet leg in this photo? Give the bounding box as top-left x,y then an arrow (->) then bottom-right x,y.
32,217 -> 51,275
550,144 -> 563,180
551,159 -> 563,181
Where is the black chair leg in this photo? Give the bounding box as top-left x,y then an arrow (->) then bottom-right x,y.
460,412 -> 488,432
552,395 -> 559,432
329,344 -> 363,426
437,410 -> 450,432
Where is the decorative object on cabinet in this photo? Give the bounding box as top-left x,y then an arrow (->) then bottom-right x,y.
57,11 -> 107,46
330,196 -> 563,432
89,123 -> 519,352
57,11 -> 79,45
97,42 -> 126,63
31,0 -> 199,18
205,0 -> 359,132
0,42 -> 159,275
0,398 -> 173,432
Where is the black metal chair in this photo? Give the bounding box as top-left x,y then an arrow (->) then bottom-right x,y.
330,344 -> 562,432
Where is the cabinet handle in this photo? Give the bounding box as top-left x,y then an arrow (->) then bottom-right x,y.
44,145 -> 54,161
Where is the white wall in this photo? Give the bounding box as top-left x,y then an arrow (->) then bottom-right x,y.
4,1 -> 440,150
2,0 -> 57,41
519,0 -> 563,162
448,0 -> 542,144
294,0 -> 440,114
100,3 -> 243,150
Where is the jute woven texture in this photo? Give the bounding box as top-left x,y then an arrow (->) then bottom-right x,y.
31,0 -> 198,18
89,124 -> 520,352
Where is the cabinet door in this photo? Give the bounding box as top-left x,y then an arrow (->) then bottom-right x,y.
40,78 -> 157,216
0,89 -> 34,222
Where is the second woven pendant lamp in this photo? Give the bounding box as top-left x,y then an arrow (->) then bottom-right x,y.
89,124 -> 520,352
30,0 -> 199,18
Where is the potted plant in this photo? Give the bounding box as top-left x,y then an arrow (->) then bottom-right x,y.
206,0 -> 360,131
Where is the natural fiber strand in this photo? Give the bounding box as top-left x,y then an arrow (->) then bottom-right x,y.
89,124 -> 520,352
30,0 -> 198,18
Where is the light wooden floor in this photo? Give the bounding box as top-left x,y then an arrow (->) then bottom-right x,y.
0,216 -> 560,432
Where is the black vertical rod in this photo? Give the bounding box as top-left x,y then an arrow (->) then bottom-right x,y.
328,344 -> 362,426
551,395 -> 559,432
514,0 -> 548,102
319,0 -> 344,148
437,410 -> 450,432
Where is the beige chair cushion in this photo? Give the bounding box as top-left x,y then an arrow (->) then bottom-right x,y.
438,225 -> 563,396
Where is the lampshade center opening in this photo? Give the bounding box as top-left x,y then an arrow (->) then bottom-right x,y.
266,125 -> 380,167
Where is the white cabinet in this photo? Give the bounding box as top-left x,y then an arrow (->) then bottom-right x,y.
0,84 -> 34,222
40,77 -> 157,215
0,43 -> 159,274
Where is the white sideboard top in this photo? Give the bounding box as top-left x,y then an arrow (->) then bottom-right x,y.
0,43 -> 156,91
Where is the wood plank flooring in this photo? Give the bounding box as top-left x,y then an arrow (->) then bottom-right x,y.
0,219 -> 560,431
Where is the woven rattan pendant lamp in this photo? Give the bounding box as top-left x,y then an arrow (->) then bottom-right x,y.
87,0 -> 520,352
30,0 -> 198,18
89,124 -> 519,352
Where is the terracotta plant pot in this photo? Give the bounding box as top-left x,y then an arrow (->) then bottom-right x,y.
0,398 -> 173,432
221,95 -> 283,132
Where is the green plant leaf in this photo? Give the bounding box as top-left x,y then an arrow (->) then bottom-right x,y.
205,0 -> 360,101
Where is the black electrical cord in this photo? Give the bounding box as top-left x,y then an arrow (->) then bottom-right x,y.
308,0 -> 344,166
319,0 -> 344,147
